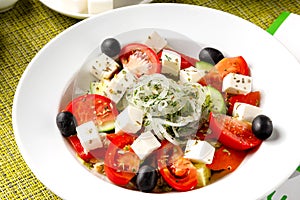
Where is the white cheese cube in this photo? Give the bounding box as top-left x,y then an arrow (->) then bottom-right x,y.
61,0 -> 88,13
184,140 -> 215,164
222,73 -> 252,95
131,131 -> 161,160
88,0 -> 113,14
90,79 -> 110,95
90,53 -> 119,80
76,121 -> 103,153
160,49 -> 181,78
233,102 -> 263,122
180,66 -> 205,83
103,69 -> 137,104
144,31 -> 168,53
115,105 -> 144,133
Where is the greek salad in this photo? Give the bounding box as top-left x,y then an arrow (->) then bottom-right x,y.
56,31 -> 273,193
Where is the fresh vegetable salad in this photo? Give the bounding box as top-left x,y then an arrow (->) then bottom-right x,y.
56,30 -> 273,193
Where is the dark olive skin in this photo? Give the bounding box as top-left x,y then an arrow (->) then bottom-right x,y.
136,165 -> 158,192
101,38 -> 121,58
56,111 -> 77,137
252,115 -> 273,140
199,47 -> 224,65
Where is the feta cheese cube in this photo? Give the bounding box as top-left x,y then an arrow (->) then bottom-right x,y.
76,121 -> 103,153
233,102 -> 263,122
90,79 -> 110,95
144,31 -> 168,53
103,69 -> 136,104
160,49 -> 181,78
222,73 -> 252,95
184,140 -> 215,164
131,131 -> 161,160
61,0 -> 88,13
88,0 -> 113,14
115,105 -> 144,133
90,53 -> 119,80
180,66 -> 205,83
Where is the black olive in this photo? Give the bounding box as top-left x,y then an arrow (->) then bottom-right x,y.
56,111 -> 77,137
136,165 -> 158,192
252,115 -> 273,140
199,47 -> 224,65
100,38 -> 121,57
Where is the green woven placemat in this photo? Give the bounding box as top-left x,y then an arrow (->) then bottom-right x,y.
0,1 -> 78,199
1,0 -> 299,199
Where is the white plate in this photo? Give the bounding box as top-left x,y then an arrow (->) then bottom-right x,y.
40,0 -> 93,19
12,3 -> 300,200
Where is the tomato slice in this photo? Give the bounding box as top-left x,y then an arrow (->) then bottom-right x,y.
207,112 -> 262,150
65,94 -> 118,127
157,141 -> 198,191
157,48 -> 199,69
119,43 -> 161,76
198,56 -> 250,92
206,146 -> 247,172
198,67 -> 223,92
68,135 -> 107,161
104,132 -> 140,186
215,56 -> 250,78
68,135 -> 94,161
181,54 -> 199,69
227,91 -> 261,115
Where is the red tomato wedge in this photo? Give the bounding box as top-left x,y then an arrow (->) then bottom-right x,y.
198,67 -> 223,92
104,132 -> 140,186
206,146 -> 247,172
227,91 -> 261,115
68,135 -> 107,161
181,54 -> 199,69
157,141 -> 198,191
207,112 -> 262,150
157,48 -> 199,69
119,43 -> 161,76
68,135 -> 94,162
215,56 -> 250,78
198,56 -> 250,92
65,94 -> 118,127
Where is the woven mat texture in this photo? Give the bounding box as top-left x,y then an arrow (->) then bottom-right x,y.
1,0 -> 300,199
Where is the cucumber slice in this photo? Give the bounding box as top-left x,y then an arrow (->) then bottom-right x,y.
98,120 -> 115,132
206,86 -> 227,114
194,163 -> 211,187
195,61 -> 213,74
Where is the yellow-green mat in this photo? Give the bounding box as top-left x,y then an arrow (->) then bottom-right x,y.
1,0 -> 300,199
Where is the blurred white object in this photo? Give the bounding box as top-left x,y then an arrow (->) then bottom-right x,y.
60,0 -> 114,14
88,0 -> 113,14
39,0 -> 153,19
114,0 -> 152,8
272,13 -> 300,63
59,0 -> 152,15
60,0 -> 88,13
0,0 -> 19,12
